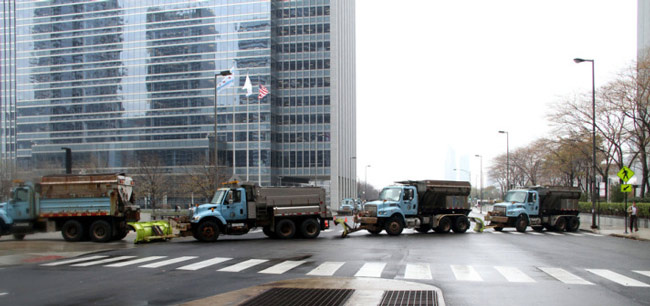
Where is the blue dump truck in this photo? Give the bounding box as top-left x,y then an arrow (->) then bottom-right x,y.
348,180 -> 472,236
179,181 -> 333,242
485,186 -> 582,232
0,173 -> 140,242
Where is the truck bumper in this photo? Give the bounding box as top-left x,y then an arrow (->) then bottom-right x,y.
357,217 -> 378,224
486,215 -> 508,223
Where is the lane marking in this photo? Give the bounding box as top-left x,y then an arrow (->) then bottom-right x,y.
177,257 -> 232,271
259,260 -> 306,274
0,292 -> 7,296
583,232 -> 603,237
404,263 -> 433,280
529,232 -> 543,236
140,256 -> 198,268
451,265 -> 483,281
72,256 -> 137,267
587,269 -> 650,287
105,256 -> 167,267
495,266 -> 535,283
41,255 -> 109,266
509,232 -> 523,235
546,232 -> 563,236
354,262 -> 386,278
538,267 -> 593,285
634,271 -> 650,278
307,261 -> 345,276
218,259 -> 269,272
566,233 -> 584,236
489,231 -> 503,235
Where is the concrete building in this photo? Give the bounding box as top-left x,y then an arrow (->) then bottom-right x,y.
0,0 -> 356,207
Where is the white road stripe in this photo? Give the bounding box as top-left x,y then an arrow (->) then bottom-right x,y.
509,232 -> 523,235
495,266 -> 535,283
538,267 -> 593,285
451,265 -> 483,281
566,233 -> 584,236
0,292 -> 8,296
105,256 -> 167,267
355,262 -> 386,278
583,232 -> 603,237
404,263 -> 433,280
529,232 -> 543,236
177,257 -> 232,271
41,255 -> 109,266
307,262 -> 345,276
72,256 -> 137,267
140,256 -> 198,268
587,269 -> 650,287
259,260 -> 306,274
634,271 -> 650,278
546,232 -> 563,236
218,259 -> 269,272
490,231 -> 503,235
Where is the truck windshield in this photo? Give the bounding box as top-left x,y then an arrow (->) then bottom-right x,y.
504,191 -> 527,203
211,189 -> 228,204
379,188 -> 402,202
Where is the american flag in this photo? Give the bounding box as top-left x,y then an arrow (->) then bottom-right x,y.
258,84 -> 269,100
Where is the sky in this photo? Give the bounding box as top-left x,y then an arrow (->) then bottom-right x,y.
355,0 -> 638,191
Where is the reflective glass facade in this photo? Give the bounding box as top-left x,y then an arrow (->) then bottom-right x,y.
2,0 -> 355,205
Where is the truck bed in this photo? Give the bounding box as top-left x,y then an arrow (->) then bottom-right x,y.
38,197 -> 112,218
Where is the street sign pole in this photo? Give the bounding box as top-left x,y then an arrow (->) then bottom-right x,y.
624,192 -> 628,234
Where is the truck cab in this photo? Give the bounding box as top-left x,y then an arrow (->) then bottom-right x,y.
0,184 -> 36,234
365,185 -> 418,220
191,187 -> 249,227
492,189 -> 540,219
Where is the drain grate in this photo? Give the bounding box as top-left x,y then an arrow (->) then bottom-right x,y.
379,290 -> 438,306
239,288 -> 355,306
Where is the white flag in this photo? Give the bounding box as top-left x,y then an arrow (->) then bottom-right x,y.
242,74 -> 253,96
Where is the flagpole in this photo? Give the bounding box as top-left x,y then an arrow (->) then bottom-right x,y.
258,94 -> 262,186
246,84 -> 250,182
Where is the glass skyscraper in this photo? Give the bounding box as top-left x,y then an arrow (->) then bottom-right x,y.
0,0 -> 356,207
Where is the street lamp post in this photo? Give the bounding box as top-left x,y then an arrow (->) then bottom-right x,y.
214,70 -> 232,178
475,155 -> 483,213
498,131 -> 509,190
364,165 -> 371,201
573,57 -> 598,229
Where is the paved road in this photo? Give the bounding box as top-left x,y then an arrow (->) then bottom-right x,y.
0,225 -> 649,306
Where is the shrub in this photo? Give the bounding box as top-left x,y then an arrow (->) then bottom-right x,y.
579,201 -> 649,218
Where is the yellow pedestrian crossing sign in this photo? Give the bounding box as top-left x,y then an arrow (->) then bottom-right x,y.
618,166 -> 634,182
621,184 -> 633,193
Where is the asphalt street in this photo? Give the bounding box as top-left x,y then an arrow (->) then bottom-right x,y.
0,224 -> 649,306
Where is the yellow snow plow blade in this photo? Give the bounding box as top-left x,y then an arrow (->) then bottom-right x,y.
128,221 -> 175,243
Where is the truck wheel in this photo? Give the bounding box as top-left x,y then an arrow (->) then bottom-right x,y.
554,217 -> 567,232
493,226 -> 503,232
416,225 -> 431,233
13,233 -> 26,240
90,220 -> 113,243
515,216 -> 528,233
61,220 -> 84,242
532,226 -> 544,232
113,228 -> 129,241
197,221 -> 220,242
567,217 -> 580,232
275,219 -> 296,239
263,226 -> 276,238
300,219 -> 321,239
367,228 -> 382,235
385,217 -> 404,236
452,216 -> 470,233
434,217 -> 452,233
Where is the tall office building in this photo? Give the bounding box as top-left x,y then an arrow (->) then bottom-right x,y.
0,0 -> 356,207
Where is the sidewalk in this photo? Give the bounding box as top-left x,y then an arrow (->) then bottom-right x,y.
470,207 -> 650,242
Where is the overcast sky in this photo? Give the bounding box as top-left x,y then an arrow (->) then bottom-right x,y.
354,0 -> 638,191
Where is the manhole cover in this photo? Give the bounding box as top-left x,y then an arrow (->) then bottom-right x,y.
379,290 -> 438,306
239,288 -> 354,306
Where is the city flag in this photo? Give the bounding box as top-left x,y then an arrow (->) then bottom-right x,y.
258,84 -> 269,99
216,66 -> 235,93
242,74 -> 253,96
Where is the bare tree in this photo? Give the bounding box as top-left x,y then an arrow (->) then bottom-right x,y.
129,155 -> 171,212
179,155 -> 232,205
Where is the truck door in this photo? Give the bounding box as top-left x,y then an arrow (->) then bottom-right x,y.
402,187 -> 418,215
11,187 -> 34,221
527,192 -> 539,215
222,188 -> 247,221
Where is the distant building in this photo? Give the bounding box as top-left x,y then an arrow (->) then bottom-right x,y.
0,0 -> 356,207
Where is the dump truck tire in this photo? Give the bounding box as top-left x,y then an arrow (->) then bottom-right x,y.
90,220 -> 113,242
567,217 -> 580,232
435,217 -> 452,233
367,228 -> 382,235
263,226 -> 276,238
61,220 -> 84,242
515,216 -> 528,233
385,217 -> 404,236
197,221 -> 220,242
554,217 -> 567,232
275,219 -> 296,239
299,218 -> 320,239
453,216 -> 470,233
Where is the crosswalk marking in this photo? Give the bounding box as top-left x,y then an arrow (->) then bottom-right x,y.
566,233 -> 584,236
510,232 -> 523,235
71,256 -> 137,267
404,263 -> 432,280
355,262 -> 386,278
106,256 -> 167,267
259,260 -> 306,274
451,265 -> 482,281
490,231 -> 503,234
41,255 -> 109,266
495,266 -> 535,283
218,259 -> 268,272
583,232 -> 603,237
307,262 -> 345,276
177,257 -> 232,271
546,232 -> 563,236
634,271 -> 650,278
529,232 -> 543,236
587,269 -> 650,287
140,256 -> 198,268
538,267 -> 593,285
